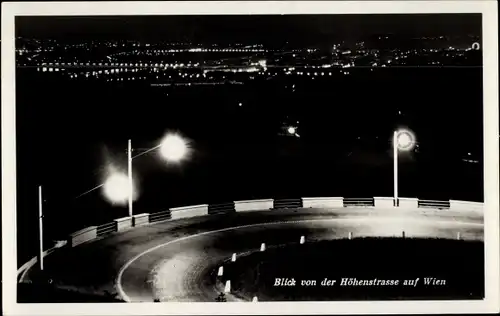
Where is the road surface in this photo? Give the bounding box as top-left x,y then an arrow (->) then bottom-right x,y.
21,207 -> 483,302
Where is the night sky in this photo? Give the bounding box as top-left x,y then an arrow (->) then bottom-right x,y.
16,14 -> 481,43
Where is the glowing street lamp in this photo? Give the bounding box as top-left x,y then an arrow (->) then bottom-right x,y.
125,133 -> 189,220
102,169 -> 134,206
94,132 -> 189,222
393,129 -> 416,207
159,133 -> 189,163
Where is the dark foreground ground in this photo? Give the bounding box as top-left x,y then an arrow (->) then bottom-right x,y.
19,237 -> 484,303
18,282 -> 124,303
220,238 -> 484,301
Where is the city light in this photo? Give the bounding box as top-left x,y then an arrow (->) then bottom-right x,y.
29,39 -> 477,81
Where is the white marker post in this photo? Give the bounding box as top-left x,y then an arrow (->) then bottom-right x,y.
231,253 -> 237,262
218,266 -> 224,276
224,280 -> 231,293
260,243 -> 266,252
300,236 -> 305,244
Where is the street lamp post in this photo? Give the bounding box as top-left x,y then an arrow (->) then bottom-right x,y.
128,139 -> 133,219
77,132 -> 190,221
393,129 -> 416,207
393,132 -> 399,207
38,185 -> 44,271
125,134 -> 189,224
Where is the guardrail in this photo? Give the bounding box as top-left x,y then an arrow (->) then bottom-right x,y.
17,241 -> 67,282
450,200 -> 483,212
96,222 -> 117,237
69,226 -> 97,247
171,204 -> 209,220
302,197 -> 343,208
374,197 -> 394,208
149,210 -> 171,223
208,202 -> 235,215
418,199 -> 451,209
133,213 -> 150,226
234,199 -> 273,212
273,198 -> 302,209
17,196 -> 483,281
343,198 -> 375,207
114,216 -> 133,232
398,197 -> 419,209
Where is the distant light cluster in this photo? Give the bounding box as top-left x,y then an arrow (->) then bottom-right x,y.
16,37 -> 481,84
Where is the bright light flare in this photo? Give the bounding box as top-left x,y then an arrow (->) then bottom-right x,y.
395,129 -> 416,151
287,127 -> 296,135
397,133 -> 412,148
102,172 -> 137,205
159,133 -> 189,163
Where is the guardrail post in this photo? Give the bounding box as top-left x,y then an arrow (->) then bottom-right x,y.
114,217 -> 133,231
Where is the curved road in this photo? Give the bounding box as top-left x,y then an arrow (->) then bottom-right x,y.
23,207 -> 483,302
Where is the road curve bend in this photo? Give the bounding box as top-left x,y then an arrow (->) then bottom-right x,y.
116,208 -> 483,302
21,208 -> 483,303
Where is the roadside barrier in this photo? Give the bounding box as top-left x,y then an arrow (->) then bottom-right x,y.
17,196 -> 483,281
